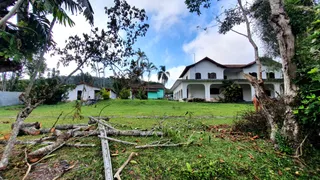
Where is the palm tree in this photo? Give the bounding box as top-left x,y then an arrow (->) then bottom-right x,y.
145,62 -> 157,82
0,0 -> 94,72
157,65 -> 170,85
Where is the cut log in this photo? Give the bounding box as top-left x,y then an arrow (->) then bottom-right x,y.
54,124 -> 89,130
27,132 -> 70,162
11,122 -> 42,136
19,127 -> 41,136
73,129 -> 163,137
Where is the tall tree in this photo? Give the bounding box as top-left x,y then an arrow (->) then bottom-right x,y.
157,65 -> 170,85
0,0 -> 149,170
185,0 -> 308,147
145,61 -> 157,82
0,0 -> 94,72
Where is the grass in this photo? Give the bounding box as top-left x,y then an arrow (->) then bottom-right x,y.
0,100 -> 249,134
0,100 -> 319,179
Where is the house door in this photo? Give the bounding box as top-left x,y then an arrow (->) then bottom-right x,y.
77,90 -> 82,100
239,88 -> 244,101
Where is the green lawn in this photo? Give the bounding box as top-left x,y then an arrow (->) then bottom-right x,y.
0,100 -> 250,134
0,100 -> 319,179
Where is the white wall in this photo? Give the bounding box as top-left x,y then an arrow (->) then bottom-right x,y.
110,91 -> 117,99
0,91 -> 22,106
68,84 -> 101,101
243,64 -> 282,79
189,61 -> 225,79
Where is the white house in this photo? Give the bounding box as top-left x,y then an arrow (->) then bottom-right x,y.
170,57 -> 284,102
67,83 -> 117,101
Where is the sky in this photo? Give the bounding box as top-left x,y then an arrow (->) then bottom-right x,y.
46,0 -> 265,89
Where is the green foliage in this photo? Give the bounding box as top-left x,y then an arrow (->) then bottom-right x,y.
73,100 -> 84,120
180,160 -> 236,179
30,78 -> 73,105
220,80 -> 242,102
233,110 -> 269,138
136,87 -> 147,100
119,88 -> 130,99
100,88 -> 110,100
275,132 -> 294,154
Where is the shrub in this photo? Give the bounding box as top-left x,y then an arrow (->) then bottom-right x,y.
233,97 -> 286,138
100,88 -> 110,100
179,160 -> 236,179
233,110 -> 269,138
119,88 -> 130,99
220,80 -> 242,102
30,78 -> 74,105
136,87 -> 147,100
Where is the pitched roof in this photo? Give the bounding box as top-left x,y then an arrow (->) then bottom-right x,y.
179,57 -> 256,78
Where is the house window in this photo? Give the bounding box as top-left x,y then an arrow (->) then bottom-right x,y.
249,72 -> 257,78
210,88 -> 220,95
208,72 -> 217,79
266,72 -> 275,79
195,73 -> 201,79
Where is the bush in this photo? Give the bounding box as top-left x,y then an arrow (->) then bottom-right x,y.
100,88 -> 110,100
119,88 -> 130,99
233,97 -> 286,138
30,78 -> 74,105
179,160 -> 236,179
233,110 -> 269,138
220,80 -> 243,102
136,87 -> 147,100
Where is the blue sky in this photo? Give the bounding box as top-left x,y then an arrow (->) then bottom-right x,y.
47,0 -> 261,88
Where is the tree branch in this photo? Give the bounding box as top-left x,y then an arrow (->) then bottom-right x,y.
0,0 -> 25,26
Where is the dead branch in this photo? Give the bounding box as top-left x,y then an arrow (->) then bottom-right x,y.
98,136 -> 137,145
295,134 -> 309,158
107,129 -> 163,137
88,116 -> 115,130
22,149 -> 32,180
135,142 -> 187,149
114,152 -> 137,180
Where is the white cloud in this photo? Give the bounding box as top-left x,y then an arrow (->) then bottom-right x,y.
183,23 -> 264,64
126,0 -> 188,31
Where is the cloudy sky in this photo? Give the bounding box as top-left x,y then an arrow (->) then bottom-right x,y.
46,0 -> 264,88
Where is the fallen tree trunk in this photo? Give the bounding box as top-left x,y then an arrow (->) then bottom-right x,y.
11,122 -> 42,136
27,132 -> 70,162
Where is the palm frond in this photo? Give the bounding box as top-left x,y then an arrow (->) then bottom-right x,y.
77,0 -> 94,25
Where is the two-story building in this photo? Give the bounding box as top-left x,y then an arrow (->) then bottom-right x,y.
170,57 -> 284,102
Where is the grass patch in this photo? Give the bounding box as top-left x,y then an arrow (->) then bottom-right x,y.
0,100 -> 319,179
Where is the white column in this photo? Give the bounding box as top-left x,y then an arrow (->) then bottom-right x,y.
250,84 -> 255,100
182,83 -> 187,99
205,84 -> 211,101
274,83 -> 281,97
